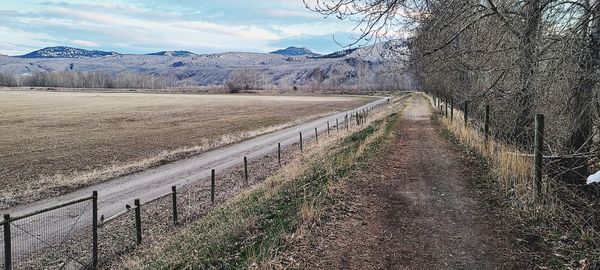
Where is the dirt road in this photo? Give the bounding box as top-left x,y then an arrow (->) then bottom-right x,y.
290,95 -> 537,269
0,97 -> 387,260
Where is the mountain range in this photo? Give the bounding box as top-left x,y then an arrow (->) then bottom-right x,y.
0,43 -> 411,89
14,46 -> 321,59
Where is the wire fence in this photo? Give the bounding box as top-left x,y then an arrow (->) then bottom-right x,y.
0,99 -> 389,270
1,195 -> 96,270
427,91 -> 600,259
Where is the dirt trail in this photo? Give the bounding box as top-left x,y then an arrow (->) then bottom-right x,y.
292,95 -> 536,269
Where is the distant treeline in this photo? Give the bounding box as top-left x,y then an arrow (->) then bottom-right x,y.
0,71 -> 177,89
0,69 -> 413,92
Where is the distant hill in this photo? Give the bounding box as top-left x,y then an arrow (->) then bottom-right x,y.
316,48 -> 359,59
270,47 -> 320,57
0,42 -> 412,90
147,51 -> 197,57
18,46 -> 120,58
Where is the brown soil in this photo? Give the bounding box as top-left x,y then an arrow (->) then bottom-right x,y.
287,95 -> 542,269
0,90 -> 370,206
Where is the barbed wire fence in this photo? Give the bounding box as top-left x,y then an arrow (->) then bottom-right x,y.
427,91 -> 600,261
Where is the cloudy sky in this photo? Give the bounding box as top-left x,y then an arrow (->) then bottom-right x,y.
0,0 -> 362,56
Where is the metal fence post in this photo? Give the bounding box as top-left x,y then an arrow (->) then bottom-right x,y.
315,128 -> 318,143
299,132 -> 303,152
484,105 -> 490,143
211,169 -> 216,203
534,114 -> 545,198
171,186 -> 178,225
336,119 -> 339,131
134,199 -> 142,245
327,121 -> 330,135
278,143 -> 281,167
92,191 -> 98,269
244,157 -> 248,185
4,214 -> 11,270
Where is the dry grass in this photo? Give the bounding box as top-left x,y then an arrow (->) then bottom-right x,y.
432,97 -> 536,207
427,93 -> 600,268
0,90 -> 373,208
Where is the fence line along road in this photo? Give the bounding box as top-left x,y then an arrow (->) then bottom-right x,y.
1,96 -> 389,248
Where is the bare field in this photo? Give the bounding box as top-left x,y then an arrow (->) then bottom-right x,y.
0,90 -> 372,207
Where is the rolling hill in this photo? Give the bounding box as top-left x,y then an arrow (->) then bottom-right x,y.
0,43 -> 412,90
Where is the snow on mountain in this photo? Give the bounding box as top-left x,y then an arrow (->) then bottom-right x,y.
18,46 -> 120,59
147,51 -> 197,57
270,47 -> 320,57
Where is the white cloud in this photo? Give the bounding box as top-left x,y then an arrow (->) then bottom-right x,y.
0,1 -> 361,54
72,39 -> 100,47
0,26 -> 58,55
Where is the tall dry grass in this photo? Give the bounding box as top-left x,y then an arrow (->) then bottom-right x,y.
425,93 -> 600,266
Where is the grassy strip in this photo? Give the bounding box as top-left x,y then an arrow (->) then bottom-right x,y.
121,104 -> 403,269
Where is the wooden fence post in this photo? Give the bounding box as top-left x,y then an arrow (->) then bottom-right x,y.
484,105 -> 490,143
315,128 -> 318,143
336,119 -> 339,131
171,186 -> 178,224
445,98 -> 448,117
450,98 -> 454,123
327,121 -> 330,135
244,157 -> 248,185
277,143 -> 281,167
4,214 -> 11,270
92,191 -> 98,269
346,115 -> 349,131
464,101 -> 469,126
299,132 -> 303,152
211,169 -> 216,203
534,114 -> 545,198
134,199 -> 142,245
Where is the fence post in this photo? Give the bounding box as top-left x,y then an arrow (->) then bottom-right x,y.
451,98 -> 454,123
346,115 -> 349,131
534,114 -> 545,198
445,98 -> 448,118
171,186 -> 178,224
277,143 -> 281,167
336,119 -> 339,131
464,101 -> 469,126
484,105 -> 490,143
299,132 -> 303,152
134,199 -> 142,245
244,157 -> 248,185
92,191 -> 98,269
4,214 -> 11,270
315,128 -> 318,143
211,169 -> 216,203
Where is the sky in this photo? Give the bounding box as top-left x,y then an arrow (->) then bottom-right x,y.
0,0 -> 363,56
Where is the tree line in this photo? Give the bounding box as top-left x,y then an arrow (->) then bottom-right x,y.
307,0 -> 600,180
0,71 -> 178,89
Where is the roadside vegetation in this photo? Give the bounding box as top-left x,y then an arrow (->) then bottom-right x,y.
116,94 -> 411,269
429,94 -> 600,269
